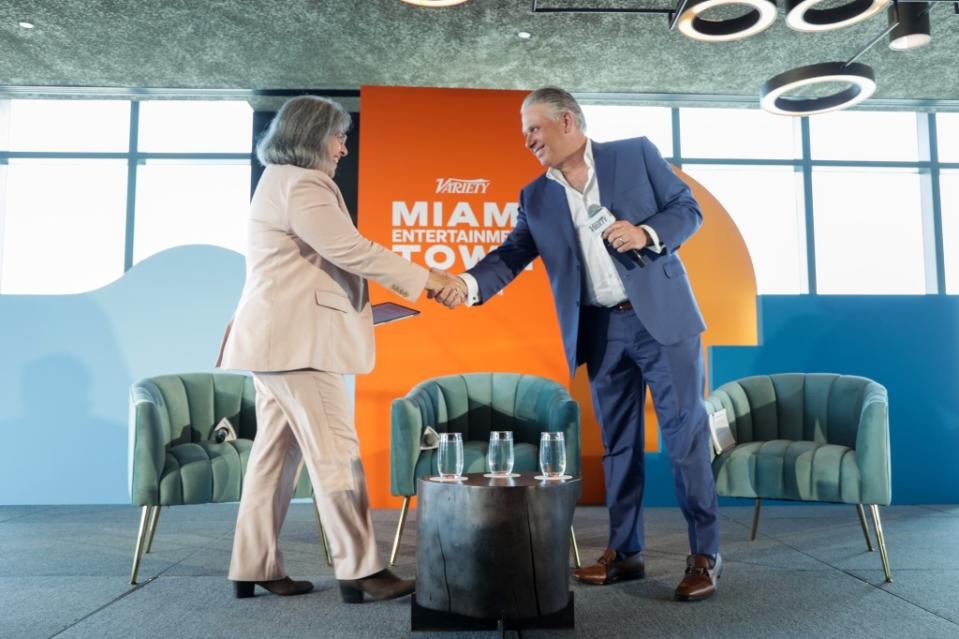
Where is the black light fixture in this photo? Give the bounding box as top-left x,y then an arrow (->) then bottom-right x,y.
888,1 -> 932,49
531,0 -> 947,115
760,62 -> 877,116
785,0 -> 891,31
399,0 -> 469,6
675,0 -> 778,41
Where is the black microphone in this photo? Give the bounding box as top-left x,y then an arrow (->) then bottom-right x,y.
586,204 -> 648,267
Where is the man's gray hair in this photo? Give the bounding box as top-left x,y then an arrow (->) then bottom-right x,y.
256,95 -> 351,171
522,87 -> 587,133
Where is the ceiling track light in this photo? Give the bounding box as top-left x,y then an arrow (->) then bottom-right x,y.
785,0 -> 891,31
888,1 -> 932,49
675,0 -> 779,41
760,62 -> 876,116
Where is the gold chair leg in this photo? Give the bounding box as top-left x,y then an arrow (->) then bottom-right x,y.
389,496 -> 411,566
856,504 -> 874,552
570,525 -> 581,569
129,505 -> 152,585
750,498 -> 762,541
869,505 -> 892,583
144,506 -> 161,554
312,495 -> 333,566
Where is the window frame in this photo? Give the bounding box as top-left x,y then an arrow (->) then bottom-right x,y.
575,96 -> 950,294
662,107 -> 947,295
1,92 -> 955,296
0,99 -> 253,294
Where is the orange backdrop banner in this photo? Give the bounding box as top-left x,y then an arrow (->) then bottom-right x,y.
356,86 -> 567,508
356,86 -> 758,508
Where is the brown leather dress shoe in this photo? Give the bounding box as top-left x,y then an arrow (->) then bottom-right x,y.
338,569 -> 415,604
572,549 -> 645,585
675,553 -> 722,601
233,576 -> 314,598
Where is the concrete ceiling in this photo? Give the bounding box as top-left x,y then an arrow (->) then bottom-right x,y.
1,0 -> 957,105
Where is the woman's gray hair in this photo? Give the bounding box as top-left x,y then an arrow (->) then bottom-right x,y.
522,87 -> 587,133
256,95 -> 351,171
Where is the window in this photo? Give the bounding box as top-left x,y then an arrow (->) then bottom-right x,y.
939,170 -> 959,294
0,100 -> 9,150
680,107 -> 800,159
582,105 -> 672,158
684,165 -> 806,294
6,99 -> 129,152
937,113 -> 959,163
812,168 -> 926,294
133,160 -> 251,263
568,103 -> 951,296
138,101 -> 252,153
1,96 -> 954,297
0,159 -> 127,294
0,99 -> 253,294
133,101 -> 253,263
809,111 -> 919,162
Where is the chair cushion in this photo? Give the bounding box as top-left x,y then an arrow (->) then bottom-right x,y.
712,439 -> 863,504
412,442 -> 539,483
158,439 -> 253,505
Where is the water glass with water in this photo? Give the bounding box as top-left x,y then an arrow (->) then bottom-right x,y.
437,432 -> 464,480
539,431 -> 567,478
487,431 -> 514,476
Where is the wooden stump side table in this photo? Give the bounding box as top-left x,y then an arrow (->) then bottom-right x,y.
412,472 -> 581,633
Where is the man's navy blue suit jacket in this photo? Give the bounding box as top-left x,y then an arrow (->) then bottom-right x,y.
467,137 -> 706,376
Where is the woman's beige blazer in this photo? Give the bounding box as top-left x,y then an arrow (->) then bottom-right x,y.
216,164 -> 428,374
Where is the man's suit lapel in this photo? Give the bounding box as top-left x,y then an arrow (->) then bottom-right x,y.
592,140 -> 637,271
542,179 -> 578,253
592,140 -> 616,210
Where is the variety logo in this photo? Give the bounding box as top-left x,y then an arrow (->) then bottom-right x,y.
435,178 -> 490,194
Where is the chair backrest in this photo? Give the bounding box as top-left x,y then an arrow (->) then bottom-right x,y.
407,373 -> 570,445
132,373 -> 257,449
708,373 -> 884,448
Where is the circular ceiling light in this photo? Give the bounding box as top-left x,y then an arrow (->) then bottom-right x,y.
888,2 -> 931,50
517,31 -> 532,40
785,0 -> 891,31
676,0 -> 777,42
18,20 -> 35,29
760,62 -> 876,116
399,0 -> 469,6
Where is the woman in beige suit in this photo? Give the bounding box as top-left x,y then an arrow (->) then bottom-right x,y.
217,96 -> 457,603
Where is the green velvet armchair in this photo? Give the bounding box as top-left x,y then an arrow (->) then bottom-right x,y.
388,373 -> 582,566
128,372 -> 328,584
706,373 -> 892,581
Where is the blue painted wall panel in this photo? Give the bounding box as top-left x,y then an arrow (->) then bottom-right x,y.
707,295 -> 959,505
0,246 -> 243,505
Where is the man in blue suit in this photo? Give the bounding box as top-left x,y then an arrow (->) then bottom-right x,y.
440,87 -> 721,601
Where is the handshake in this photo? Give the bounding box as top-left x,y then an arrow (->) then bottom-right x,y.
424,268 -> 468,309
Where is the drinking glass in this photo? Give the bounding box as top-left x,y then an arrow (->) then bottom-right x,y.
487,431 -> 514,476
539,432 -> 567,478
437,432 -> 464,480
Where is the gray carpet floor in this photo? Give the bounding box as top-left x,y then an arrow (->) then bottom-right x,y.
1,502 -> 957,639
